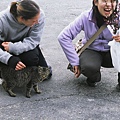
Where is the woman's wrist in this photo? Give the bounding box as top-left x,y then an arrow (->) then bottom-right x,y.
8,56 -> 21,69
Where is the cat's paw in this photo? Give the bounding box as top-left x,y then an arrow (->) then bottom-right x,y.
7,90 -> 16,97
33,84 -> 42,94
35,89 -> 42,94
26,90 -> 31,98
26,94 -> 31,98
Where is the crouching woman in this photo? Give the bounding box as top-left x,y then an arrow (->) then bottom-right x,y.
58,0 -> 120,87
0,0 -> 52,79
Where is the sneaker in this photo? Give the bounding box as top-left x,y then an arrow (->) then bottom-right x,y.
86,79 -> 97,87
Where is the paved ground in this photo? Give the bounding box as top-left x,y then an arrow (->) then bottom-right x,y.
0,0 -> 120,120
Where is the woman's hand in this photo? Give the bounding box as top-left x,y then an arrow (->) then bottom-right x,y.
73,65 -> 81,78
113,34 -> 120,42
2,42 -> 26,70
15,61 -> 26,70
2,42 -> 10,52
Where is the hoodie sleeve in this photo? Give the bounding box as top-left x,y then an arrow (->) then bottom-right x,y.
8,9 -> 45,55
0,19 -> 13,65
58,14 -> 84,66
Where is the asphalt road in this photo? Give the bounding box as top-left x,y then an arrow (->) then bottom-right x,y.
0,0 -> 120,120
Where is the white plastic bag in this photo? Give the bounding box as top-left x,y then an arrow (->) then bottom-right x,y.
108,26 -> 120,72
108,40 -> 120,72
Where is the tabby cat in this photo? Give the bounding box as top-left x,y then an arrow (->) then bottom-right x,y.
0,63 -> 50,98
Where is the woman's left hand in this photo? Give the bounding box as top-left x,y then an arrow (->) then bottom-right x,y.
2,42 -> 10,52
113,34 -> 120,42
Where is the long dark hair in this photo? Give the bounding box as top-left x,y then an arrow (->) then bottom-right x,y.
92,0 -> 119,33
92,0 -> 118,17
10,0 -> 40,20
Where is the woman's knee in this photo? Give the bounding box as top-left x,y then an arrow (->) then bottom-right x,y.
18,48 -> 40,66
81,63 -> 100,74
26,56 -> 39,66
80,63 -> 101,82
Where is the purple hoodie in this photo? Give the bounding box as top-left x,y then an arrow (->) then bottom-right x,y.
58,9 -> 113,66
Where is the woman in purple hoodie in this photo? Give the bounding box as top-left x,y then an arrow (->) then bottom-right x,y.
58,0 -> 120,87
